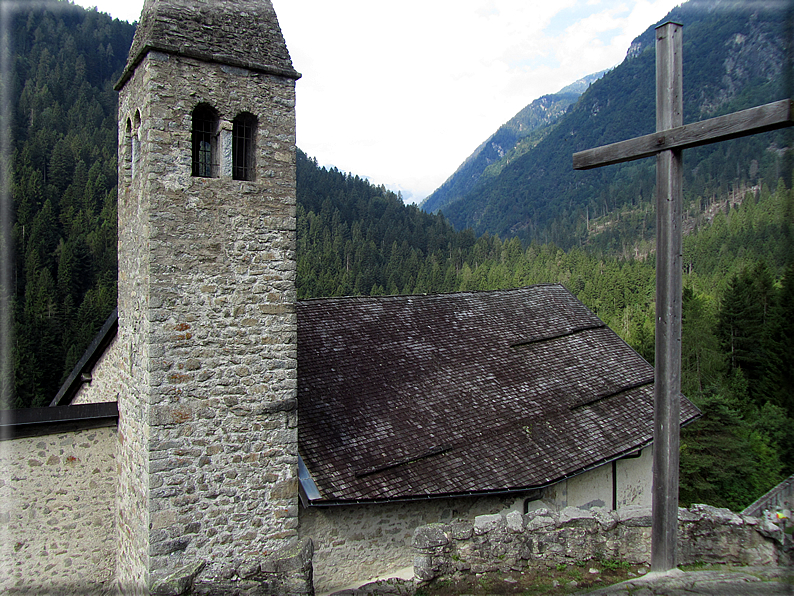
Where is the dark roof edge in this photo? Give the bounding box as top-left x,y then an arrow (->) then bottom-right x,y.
114,44 -> 302,91
50,309 -> 119,407
0,402 -> 119,441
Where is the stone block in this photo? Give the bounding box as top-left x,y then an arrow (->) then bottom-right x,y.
150,536 -> 191,556
474,513 -> 503,535
558,506 -> 595,527
151,560 -> 206,596
616,506 -> 652,527
449,520 -> 474,541
506,510 -> 525,533
270,478 -> 298,500
413,524 -> 449,549
526,515 -> 556,531
413,554 -> 435,582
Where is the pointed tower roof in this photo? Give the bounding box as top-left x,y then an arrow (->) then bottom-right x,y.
115,0 -> 300,90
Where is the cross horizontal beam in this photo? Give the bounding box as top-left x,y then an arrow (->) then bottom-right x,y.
573,98 -> 793,170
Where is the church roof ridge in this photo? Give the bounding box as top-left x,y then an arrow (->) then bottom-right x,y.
115,0 -> 300,91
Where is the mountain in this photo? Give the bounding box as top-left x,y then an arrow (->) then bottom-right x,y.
6,1 -> 135,408
433,0 -> 790,248
420,71 -> 605,214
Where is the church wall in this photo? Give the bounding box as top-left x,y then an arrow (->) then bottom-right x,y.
303,451 -> 652,593
72,336 -> 124,405
299,492 -> 530,594
616,446 -> 653,509
117,48 -> 298,588
0,427 -> 117,594
537,447 -> 652,512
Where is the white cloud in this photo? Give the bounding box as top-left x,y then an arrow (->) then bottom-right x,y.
72,0 -> 682,203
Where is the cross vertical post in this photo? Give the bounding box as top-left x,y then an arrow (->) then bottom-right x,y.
652,21 -> 683,572
574,14 -> 793,579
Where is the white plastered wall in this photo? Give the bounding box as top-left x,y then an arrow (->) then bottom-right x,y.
526,446 -> 653,513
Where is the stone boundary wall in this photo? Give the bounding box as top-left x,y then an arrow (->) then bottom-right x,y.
413,504 -> 789,584
150,538 -> 313,596
0,426 -> 117,594
743,473 -> 794,517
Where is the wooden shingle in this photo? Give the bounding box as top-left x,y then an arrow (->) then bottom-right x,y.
297,284 -> 700,503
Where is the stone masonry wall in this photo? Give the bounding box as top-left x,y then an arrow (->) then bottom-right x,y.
117,48 -> 298,591
0,427 -> 117,594
72,337 -> 124,405
413,504 -> 789,584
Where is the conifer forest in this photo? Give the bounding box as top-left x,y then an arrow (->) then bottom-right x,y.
3,0 -> 793,511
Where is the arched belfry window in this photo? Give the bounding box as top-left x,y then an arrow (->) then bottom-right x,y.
192,104 -> 219,178
233,112 -> 257,181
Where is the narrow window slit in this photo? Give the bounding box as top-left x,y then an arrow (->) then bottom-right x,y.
233,112 -> 257,181
192,104 -> 219,178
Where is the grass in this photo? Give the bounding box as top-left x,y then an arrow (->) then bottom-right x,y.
416,559 -> 648,595
416,562 -> 794,595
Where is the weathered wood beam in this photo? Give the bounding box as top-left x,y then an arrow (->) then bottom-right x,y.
652,20 -> 683,573
573,98 -> 793,170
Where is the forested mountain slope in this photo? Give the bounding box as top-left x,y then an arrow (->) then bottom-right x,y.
6,1 -> 135,408
437,0 -> 791,248
296,150 -> 478,298
420,70 -> 606,215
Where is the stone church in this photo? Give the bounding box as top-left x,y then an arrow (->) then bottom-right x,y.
0,0 -> 699,594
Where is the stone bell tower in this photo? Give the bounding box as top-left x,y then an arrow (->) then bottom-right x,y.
114,0 -> 303,592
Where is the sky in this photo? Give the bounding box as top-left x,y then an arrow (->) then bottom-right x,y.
72,0 -> 683,203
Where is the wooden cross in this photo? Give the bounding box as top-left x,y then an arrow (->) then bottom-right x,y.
573,22 -> 794,572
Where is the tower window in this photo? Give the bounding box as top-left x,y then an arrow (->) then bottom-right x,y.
192,104 -> 219,178
125,118 -> 133,178
132,110 -> 141,178
233,112 -> 257,181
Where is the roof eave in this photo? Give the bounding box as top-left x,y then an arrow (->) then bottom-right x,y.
114,44 -> 301,92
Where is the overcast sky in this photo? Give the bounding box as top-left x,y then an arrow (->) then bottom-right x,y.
73,0 -> 682,203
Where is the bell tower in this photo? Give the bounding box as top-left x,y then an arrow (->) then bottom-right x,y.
114,0 -> 302,591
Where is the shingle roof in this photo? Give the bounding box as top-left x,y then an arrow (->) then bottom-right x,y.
297,284 -> 700,504
115,0 -> 300,90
